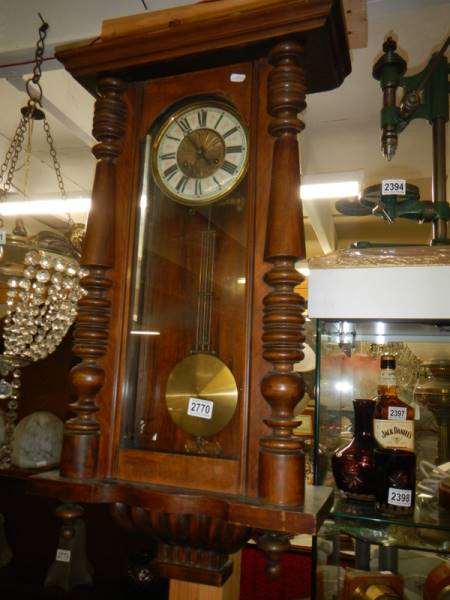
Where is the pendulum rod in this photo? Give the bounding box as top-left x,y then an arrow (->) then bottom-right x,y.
194,209 -> 216,354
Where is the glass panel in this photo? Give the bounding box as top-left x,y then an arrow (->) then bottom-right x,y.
120,121 -> 249,458
317,320 -> 450,489
316,523 -> 449,600
315,319 -> 450,597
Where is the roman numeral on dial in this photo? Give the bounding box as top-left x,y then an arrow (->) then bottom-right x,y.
221,160 -> 238,175
214,112 -> 224,129
225,145 -> 243,154
222,126 -> 238,139
176,175 -> 190,193
177,117 -> 192,134
197,109 -> 208,128
163,163 -> 179,180
160,152 -> 177,160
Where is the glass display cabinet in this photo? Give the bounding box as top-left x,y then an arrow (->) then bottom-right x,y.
308,248 -> 450,600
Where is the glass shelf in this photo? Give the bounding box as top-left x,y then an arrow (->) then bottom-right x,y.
324,495 -> 450,554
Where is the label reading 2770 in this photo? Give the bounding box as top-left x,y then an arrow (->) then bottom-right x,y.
382,179 -> 406,195
187,397 -> 213,420
388,487 -> 412,507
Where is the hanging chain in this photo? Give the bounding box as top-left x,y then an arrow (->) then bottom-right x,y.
24,14 -> 48,110
44,119 -> 67,200
0,14 -> 72,223
0,115 -> 28,197
23,118 -> 34,197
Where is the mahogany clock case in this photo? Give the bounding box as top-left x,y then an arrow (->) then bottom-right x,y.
91,59 -> 272,496
118,63 -> 254,490
40,0 -> 351,503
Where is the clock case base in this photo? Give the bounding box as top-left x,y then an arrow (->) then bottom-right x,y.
28,0 -> 351,586
30,471 -> 333,585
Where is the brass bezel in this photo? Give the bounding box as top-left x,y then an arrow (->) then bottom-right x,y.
151,100 -> 249,206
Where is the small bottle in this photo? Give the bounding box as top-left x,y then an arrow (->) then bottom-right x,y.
373,354 -> 416,516
373,354 -> 414,451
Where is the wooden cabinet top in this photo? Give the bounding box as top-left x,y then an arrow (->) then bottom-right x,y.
55,0 -> 351,95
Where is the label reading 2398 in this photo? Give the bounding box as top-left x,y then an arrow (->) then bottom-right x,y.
187,397 -> 213,420
388,487 -> 412,507
382,179 -> 406,195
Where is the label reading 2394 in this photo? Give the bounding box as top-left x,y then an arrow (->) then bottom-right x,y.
382,179 -> 406,195
187,397 -> 213,420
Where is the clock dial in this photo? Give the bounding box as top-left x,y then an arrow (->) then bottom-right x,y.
153,102 -> 248,205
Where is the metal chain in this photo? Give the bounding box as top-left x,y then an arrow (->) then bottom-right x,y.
24,15 -> 49,106
23,118 -> 34,198
0,115 -> 28,196
0,15 -> 72,225
43,118 -> 66,200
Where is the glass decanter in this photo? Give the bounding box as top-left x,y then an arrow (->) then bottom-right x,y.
332,399 -> 377,502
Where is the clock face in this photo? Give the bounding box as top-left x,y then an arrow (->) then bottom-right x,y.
152,102 -> 248,205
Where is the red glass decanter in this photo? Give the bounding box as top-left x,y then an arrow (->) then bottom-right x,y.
332,399 -> 377,502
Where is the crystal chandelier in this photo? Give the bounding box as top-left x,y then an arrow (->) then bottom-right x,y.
0,16 -> 87,469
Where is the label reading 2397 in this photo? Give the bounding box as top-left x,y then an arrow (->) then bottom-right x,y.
382,179 -> 406,195
388,406 -> 407,420
187,397 -> 213,420
388,487 -> 412,507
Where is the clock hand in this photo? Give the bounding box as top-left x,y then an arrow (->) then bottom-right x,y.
185,133 -> 204,157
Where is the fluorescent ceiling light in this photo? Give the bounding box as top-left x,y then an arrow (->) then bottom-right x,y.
300,171 -> 363,201
0,197 -> 91,216
300,181 -> 360,200
130,330 -> 160,336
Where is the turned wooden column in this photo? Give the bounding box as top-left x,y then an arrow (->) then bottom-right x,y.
258,40 -> 307,506
61,77 -> 127,478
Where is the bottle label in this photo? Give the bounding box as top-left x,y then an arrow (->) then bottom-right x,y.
388,406 -> 407,420
388,487 -> 412,507
379,368 -> 396,385
373,418 -> 414,450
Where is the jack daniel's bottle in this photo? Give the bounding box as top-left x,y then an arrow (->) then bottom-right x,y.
373,354 -> 416,515
373,355 -> 415,449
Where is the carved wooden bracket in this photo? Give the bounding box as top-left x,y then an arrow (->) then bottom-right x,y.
111,502 -> 252,586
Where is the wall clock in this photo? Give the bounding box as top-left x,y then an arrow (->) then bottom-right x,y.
152,100 -> 249,205
29,0 -> 351,587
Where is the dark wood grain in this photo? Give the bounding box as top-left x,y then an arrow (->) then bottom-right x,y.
61,77 -> 128,479
29,471 -> 333,534
111,502 -> 251,586
55,0 -> 350,96
258,41 -> 307,507
110,62 -> 254,491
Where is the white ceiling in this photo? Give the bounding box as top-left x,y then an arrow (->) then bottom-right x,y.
0,0 -> 448,251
